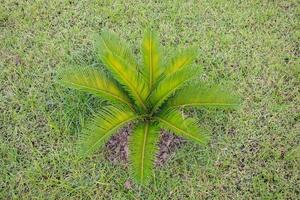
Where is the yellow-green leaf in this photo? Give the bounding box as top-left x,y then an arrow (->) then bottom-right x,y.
156,109 -> 210,145
79,106 -> 140,157
142,29 -> 163,89
129,122 -> 160,184
97,31 -> 149,111
58,66 -> 133,109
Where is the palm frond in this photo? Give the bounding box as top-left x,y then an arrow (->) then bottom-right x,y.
149,66 -> 202,114
79,106 -> 141,157
163,47 -> 197,76
97,30 -> 137,68
166,84 -> 240,109
97,31 -> 148,111
58,66 -> 133,109
141,29 -> 163,89
128,122 -> 160,184
156,109 -> 209,145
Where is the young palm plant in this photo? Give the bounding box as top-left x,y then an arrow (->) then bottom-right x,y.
58,30 -> 239,184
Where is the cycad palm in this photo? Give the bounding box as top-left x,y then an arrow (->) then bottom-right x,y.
58,29 -> 239,184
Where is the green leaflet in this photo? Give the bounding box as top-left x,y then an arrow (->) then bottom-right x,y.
79,106 -> 140,157
128,122 -> 160,184
98,31 -> 149,111
142,29 -> 163,90
58,66 -> 133,109
163,47 -> 198,76
149,65 -> 202,114
167,84 -> 240,109
157,109 -> 210,145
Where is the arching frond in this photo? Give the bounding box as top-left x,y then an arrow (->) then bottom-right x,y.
149,66 -> 202,114
58,66 -> 133,109
142,29 -> 163,89
79,106 -> 141,157
128,122 -> 160,184
166,84 -> 240,109
97,31 -> 148,111
163,47 -> 198,76
156,109 -> 210,145
97,30 -> 137,69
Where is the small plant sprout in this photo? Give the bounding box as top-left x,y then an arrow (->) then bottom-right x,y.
58,29 -> 240,185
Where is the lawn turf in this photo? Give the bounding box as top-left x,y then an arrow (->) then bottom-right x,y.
1,0 -> 299,199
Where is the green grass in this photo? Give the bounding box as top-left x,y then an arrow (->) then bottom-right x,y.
1,0 -> 299,199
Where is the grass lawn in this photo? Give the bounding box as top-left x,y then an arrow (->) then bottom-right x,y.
1,0 -> 299,199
